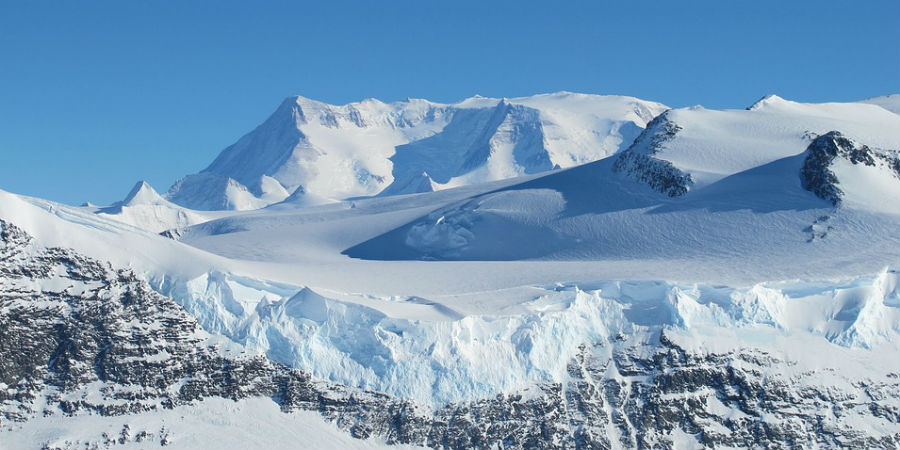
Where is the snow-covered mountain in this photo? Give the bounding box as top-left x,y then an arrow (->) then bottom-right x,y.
2,93 -> 899,449
164,93 -> 668,210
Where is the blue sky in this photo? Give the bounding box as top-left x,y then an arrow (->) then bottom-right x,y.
1,0 -> 898,205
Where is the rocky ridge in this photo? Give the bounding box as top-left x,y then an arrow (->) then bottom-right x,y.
801,131 -> 900,206
612,111 -> 693,197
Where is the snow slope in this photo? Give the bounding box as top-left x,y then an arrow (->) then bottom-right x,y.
0,188 -> 225,280
860,93 -> 900,115
165,92 -> 668,210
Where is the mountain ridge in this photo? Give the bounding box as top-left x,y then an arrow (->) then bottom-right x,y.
163,92 -> 669,210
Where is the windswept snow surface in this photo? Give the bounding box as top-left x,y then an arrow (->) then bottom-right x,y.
165,92 -> 668,210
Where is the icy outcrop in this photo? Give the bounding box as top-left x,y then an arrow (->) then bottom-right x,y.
800,131 -> 900,206
612,111 -> 693,197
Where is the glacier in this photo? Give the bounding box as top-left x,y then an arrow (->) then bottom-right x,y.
146,268 -> 900,406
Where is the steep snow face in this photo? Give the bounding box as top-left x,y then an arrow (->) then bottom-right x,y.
165,93 -> 667,210
381,101 -> 554,196
165,96 -> 451,210
512,92 -> 662,164
860,94 -> 900,115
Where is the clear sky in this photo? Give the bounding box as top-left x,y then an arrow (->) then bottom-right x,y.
1,0 -> 898,206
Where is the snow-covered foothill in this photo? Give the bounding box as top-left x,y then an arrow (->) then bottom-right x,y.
91,181 -> 235,233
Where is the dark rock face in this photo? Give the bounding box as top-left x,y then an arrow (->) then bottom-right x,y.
1,219 -> 898,449
801,131 -> 900,206
612,111 -> 693,197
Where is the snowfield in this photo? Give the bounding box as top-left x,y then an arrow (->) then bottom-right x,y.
1,92 -> 899,449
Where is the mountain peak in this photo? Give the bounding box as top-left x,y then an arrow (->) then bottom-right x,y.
746,94 -> 787,110
122,180 -> 165,207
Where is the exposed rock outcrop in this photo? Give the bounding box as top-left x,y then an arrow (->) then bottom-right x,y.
612,111 -> 693,197
801,131 -> 900,206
